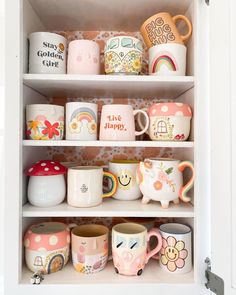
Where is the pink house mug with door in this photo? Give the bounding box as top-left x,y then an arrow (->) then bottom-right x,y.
112,223 -> 162,276
137,158 -> 194,208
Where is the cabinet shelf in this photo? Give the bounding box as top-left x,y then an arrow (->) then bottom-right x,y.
23,74 -> 194,99
21,260 -> 194,285
22,140 -> 194,148
22,200 -> 194,218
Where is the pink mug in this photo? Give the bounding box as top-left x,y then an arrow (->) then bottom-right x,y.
99,104 -> 149,141
67,40 -> 100,75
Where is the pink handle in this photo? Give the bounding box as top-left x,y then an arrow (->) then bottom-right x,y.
145,228 -> 162,264
178,161 -> 194,202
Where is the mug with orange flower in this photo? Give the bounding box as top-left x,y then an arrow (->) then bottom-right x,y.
26,104 -> 64,140
104,36 -> 143,75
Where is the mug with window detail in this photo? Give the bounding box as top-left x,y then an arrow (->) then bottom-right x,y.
112,223 -> 162,276
67,40 -> 100,74
137,102 -> 192,141
104,36 -> 143,75
71,224 -> 109,274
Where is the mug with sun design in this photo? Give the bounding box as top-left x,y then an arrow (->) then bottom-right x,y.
159,223 -> 192,274
108,160 -> 142,200
66,102 -> 98,140
104,36 -> 143,75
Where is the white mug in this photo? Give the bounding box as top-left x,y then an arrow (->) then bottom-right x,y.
67,166 -> 118,207
108,160 -> 141,200
159,223 -> 192,274
29,32 -> 67,74
149,43 -> 187,76
66,102 -> 98,140
26,104 -> 64,140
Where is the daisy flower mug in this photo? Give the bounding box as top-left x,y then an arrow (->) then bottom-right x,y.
66,102 -> 98,140
159,223 -> 192,274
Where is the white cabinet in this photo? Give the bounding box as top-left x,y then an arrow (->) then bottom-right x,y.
4,0 -> 235,294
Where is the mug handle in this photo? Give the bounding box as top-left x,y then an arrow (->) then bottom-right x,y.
172,15 -> 192,42
102,171 -> 118,198
134,109 -> 149,136
178,161 -> 194,202
136,108 -> 149,135
145,228 -> 162,264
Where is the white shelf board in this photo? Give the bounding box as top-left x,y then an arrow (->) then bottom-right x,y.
22,140 -> 194,148
22,200 -> 194,218
23,74 -> 194,99
21,260 -> 194,285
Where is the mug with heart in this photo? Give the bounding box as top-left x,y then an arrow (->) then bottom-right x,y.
99,104 -> 149,141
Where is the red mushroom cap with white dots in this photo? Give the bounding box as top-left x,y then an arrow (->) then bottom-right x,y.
24,160 -> 67,176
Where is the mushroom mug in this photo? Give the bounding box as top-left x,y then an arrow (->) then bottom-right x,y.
137,103 -> 192,141
24,222 -> 71,274
25,160 -> 67,207
71,224 -> 109,274
112,223 -> 162,276
137,158 -> 194,208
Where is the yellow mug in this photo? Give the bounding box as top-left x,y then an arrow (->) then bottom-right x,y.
140,12 -> 192,48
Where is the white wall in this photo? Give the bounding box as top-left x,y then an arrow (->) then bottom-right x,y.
0,0 -> 5,280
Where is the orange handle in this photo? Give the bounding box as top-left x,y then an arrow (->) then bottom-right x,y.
102,171 -> 118,198
172,15 -> 192,42
178,161 -> 194,202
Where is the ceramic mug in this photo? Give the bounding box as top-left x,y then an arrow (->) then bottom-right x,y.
159,223 -> 192,274
140,12 -> 192,48
67,40 -> 100,74
137,158 -> 194,208
108,160 -> 142,200
149,44 -> 187,76
104,36 -> 143,75
26,104 -> 64,140
99,104 -> 149,141
112,223 -> 162,276
66,102 -> 98,140
29,32 -> 67,74
137,103 -> 192,141
67,166 -> 118,207
71,224 -> 109,274
24,222 -> 70,274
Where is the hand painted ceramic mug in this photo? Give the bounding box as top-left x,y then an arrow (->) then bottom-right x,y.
159,223 -> 192,274
137,103 -> 192,141
66,102 -> 98,140
29,32 -> 67,74
99,104 -> 149,141
67,40 -> 100,74
67,166 -> 118,207
26,104 -> 64,140
24,222 -> 70,274
149,44 -> 187,76
140,12 -> 192,48
104,36 -> 143,75
137,158 -> 194,208
71,224 -> 109,274
108,160 -> 142,200
112,223 -> 162,276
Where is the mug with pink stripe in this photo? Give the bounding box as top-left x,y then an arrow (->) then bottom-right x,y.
24,222 -> 71,274
137,102 -> 192,141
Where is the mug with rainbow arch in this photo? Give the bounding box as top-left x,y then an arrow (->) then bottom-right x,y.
66,102 -> 98,140
149,43 -> 187,76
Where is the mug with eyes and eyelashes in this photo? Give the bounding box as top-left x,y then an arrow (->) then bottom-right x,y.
67,40 -> 100,75
71,224 -> 109,274
112,223 -> 162,276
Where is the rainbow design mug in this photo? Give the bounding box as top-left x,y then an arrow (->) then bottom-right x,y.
66,102 -> 98,140
149,44 -> 186,76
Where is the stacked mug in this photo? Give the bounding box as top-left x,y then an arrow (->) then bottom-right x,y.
140,12 -> 192,76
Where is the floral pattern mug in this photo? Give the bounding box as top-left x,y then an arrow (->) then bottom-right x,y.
26,104 -> 64,140
104,36 -> 143,75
